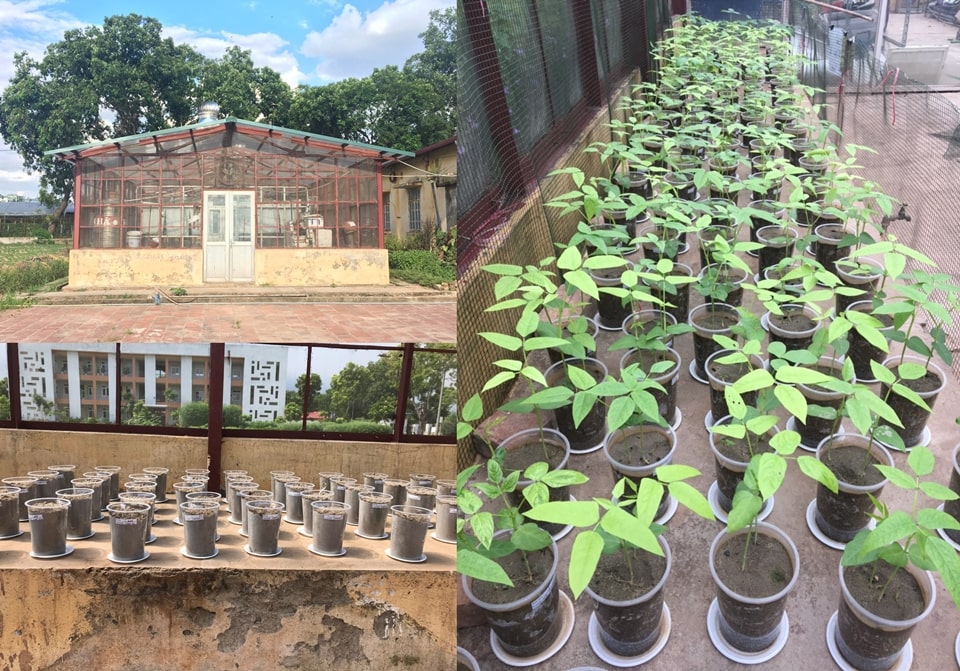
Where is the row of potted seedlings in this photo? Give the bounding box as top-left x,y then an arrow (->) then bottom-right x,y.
457,15 -> 960,671
0,465 -> 455,564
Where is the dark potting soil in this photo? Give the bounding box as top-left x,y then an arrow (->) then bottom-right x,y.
821,444 -> 885,487
889,367 -> 942,394
501,439 -> 565,472
842,562 -> 926,621
471,547 -> 553,606
708,359 -> 752,384
716,432 -> 775,464
714,532 -> 793,599
770,308 -> 815,332
608,430 -> 672,467
692,309 -> 739,332
589,547 -> 667,601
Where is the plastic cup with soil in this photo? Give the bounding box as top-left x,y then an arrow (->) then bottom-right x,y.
228,482 -> 261,524
689,302 -> 740,382
94,466 -> 122,501
106,501 -> 150,563
28,470 -> 60,499
603,424 -> 677,520
47,465 -> 76,491
843,301 -> 893,383
405,486 -> 438,528
383,478 -> 408,507
344,483 -> 375,526
766,304 -> 819,352
705,350 -> 762,426
794,357 -> 850,450
619,347 -> 682,430
435,479 -> 456,498
224,476 -> 255,513
331,476 -> 357,504
543,357 -> 608,453
814,435 -> 893,543
433,494 -> 458,544
0,486 -> 22,538
270,472 -> 300,504
363,472 -> 389,492
387,505 -> 432,563
142,467 -> 170,503
283,481 -> 315,524
84,472 -> 113,510
185,491 -> 222,539
709,417 -> 777,514
25,497 -> 72,558
755,225 -> 797,277
180,500 -> 220,559
877,356 -> 945,449
119,491 -> 157,543
317,471 -> 343,492
185,468 -> 211,477
310,500 -> 350,556
501,428 -> 572,537
834,258 -> 883,314
814,222 -> 851,276
239,489 -> 274,537
3,477 -> 38,522
409,473 -> 437,488
300,488 -> 334,537
180,474 -> 209,489
245,499 -> 284,556
697,264 -> 747,308
709,523 -> 799,655
590,265 -> 634,330
356,491 -> 393,539
56,487 -> 94,540
72,478 -> 105,521
172,481 -> 205,525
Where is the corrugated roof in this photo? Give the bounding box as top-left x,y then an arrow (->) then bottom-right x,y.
0,201 -> 74,216
44,117 -> 416,160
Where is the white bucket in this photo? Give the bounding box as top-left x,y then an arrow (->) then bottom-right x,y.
126,231 -> 142,248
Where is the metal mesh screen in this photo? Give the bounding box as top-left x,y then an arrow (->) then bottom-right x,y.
456,0 -> 672,468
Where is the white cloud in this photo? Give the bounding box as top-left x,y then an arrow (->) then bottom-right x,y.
301,0 -> 454,82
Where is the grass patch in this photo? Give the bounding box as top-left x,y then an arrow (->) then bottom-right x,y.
0,242 -> 70,294
388,249 -> 455,286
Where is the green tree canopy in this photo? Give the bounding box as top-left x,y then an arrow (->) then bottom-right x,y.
196,45 -> 292,124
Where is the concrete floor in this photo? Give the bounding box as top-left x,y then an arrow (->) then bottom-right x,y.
456,241 -> 960,670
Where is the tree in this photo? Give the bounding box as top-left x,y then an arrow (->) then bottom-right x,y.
222,404 -> 244,428
126,401 -> 162,426
326,362 -> 374,420
196,45 -> 292,124
0,14 -> 203,209
404,7 -> 456,133
404,347 -> 457,435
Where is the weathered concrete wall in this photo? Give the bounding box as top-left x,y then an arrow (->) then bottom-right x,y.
66,248 -> 389,288
0,568 -> 455,670
0,429 -> 208,480
0,430 -> 455,494
255,249 -> 389,286
221,437 -> 456,487
68,249 -> 204,288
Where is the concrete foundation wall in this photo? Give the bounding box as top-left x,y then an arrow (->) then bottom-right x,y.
0,566 -> 454,671
255,248 -> 389,286
67,248 -> 389,288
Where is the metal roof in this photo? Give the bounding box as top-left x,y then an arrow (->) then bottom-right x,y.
0,201 -> 74,216
44,117 -> 416,161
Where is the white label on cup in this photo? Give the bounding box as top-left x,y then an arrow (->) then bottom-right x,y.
290,492 -> 301,498
373,503 -> 388,509
114,518 -> 139,525
28,514 -> 43,522
183,514 -> 203,522
530,582 -> 553,611
262,514 -> 280,521
671,374 -> 680,386
449,507 -> 459,514
408,494 -> 420,501
323,514 -> 343,520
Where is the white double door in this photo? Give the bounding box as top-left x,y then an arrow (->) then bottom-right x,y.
203,191 -> 254,282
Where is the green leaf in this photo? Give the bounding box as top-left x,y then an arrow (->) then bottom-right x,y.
600,506 -> 662,556
483,263 -> 523,277
745,414 -> 778,436
774,385 -> 807,423
919,481 -> 959,502
732,368 -> 774,393
874,465 -> 916,491
926,536 -> 960,610
727,491 -> 762,532
769,429 -> 801,455
798,455 -> 838,493
775,366 -> 832,385
567,365 -> 598,390
755,453 -> 786,501
556,244 -> 583,271
525,500 -> 600,527
461,393 -> 483,423
523,462 -> 549,482
907,445 -> 934,477
540,468 -> 590,488
493,274 -> 523,300
470,511 -> 495,549
457,548 -> 513,586
523,336 -> 570,351
668,480 -> 714,520
917,507 -> 960,531
656,464 -> 701,483
568,530 -> 604,599
607,397 -> 635,433
858,511 -> 916,558
511,523 -> 554,552
564,269 -> 599,300
478,332 -> 522,351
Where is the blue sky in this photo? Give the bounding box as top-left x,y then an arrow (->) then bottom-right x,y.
0,0 -> 454,196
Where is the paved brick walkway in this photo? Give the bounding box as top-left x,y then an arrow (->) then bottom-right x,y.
0,301 -> 456,343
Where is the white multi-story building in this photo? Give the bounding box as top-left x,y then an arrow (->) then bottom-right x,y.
18,343 -> 288,425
